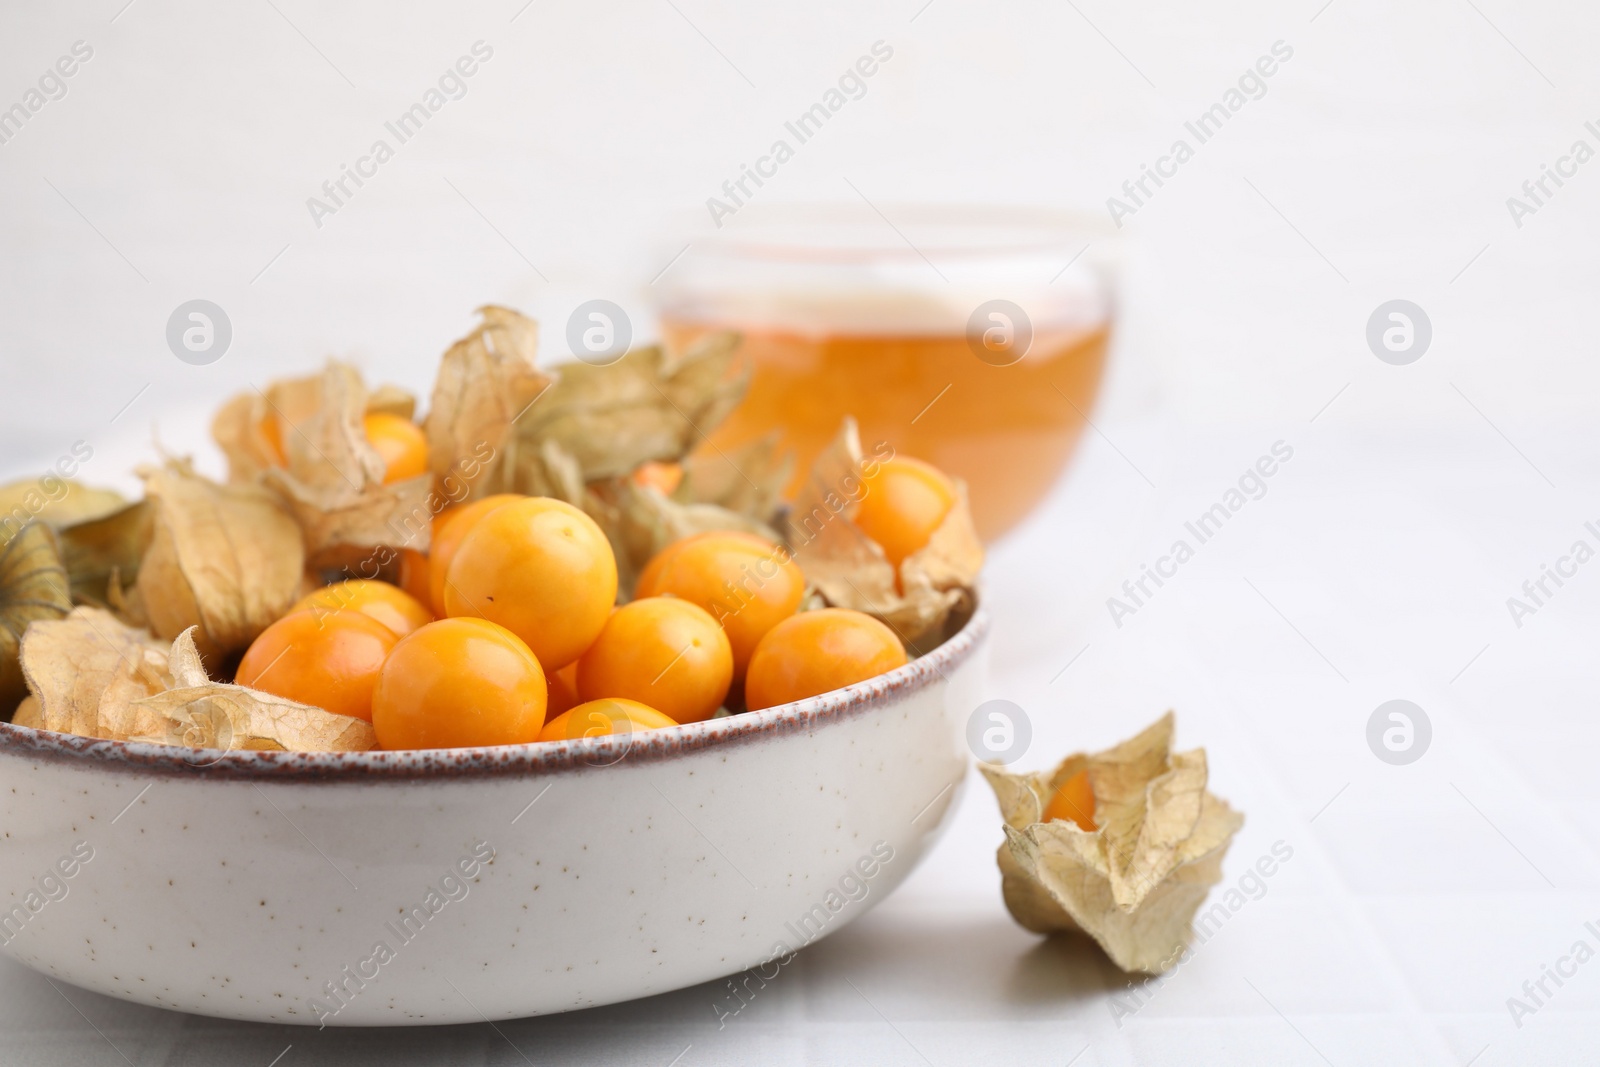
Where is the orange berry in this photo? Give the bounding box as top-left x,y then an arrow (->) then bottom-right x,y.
744,608 -> 907,711
396,548 -> 432,607
547,663 -> 581,719
636,531 -> 805,677
293,579 -> 433,638
362,412 -> 429,484
629,461 -> 683,495
236,609 -> 399,722
444,497 -> 618,671
538,698 -> 678,742
427,493 -> 524,616
1043,769 -> 1097,831
258,413 -> 288,466
371,618 -> 547,749
576,597 -> 732,724
854,456 -> 957,569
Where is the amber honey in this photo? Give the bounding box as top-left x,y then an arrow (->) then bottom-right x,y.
663,319 -> 1111,541
657,204 -> 1115,540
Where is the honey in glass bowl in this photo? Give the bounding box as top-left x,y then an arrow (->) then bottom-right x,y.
658,206 -> 1115,541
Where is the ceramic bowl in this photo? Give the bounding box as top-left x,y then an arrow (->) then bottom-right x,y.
0,608 -> 986,1025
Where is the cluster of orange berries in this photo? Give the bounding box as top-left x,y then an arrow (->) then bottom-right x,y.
237,420 -> 959,750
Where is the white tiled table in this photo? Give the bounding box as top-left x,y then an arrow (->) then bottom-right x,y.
5,0 -> 1599,1059
4,416 -> 1593,1066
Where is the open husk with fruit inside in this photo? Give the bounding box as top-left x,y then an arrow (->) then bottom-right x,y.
1,306 -> 984,754
980,713 -> 1244,973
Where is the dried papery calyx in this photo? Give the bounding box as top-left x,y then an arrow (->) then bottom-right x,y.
19,606 -> 375,752
588,478 -> 784,599
980,713 -> 1244,974
425,306 -> 553,500
786,418 -> 982,653
135,460 -> 305,666
505,329 -> 746,484
213,361 -> 432,561
0,523 -> 72,715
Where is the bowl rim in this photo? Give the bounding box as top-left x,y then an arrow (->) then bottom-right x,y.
0,608 -> 987,783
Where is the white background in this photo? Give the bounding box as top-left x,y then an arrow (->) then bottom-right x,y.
3,1 -> 1599,1064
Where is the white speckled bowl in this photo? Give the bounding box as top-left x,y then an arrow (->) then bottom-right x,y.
0,609 -> 986,1025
